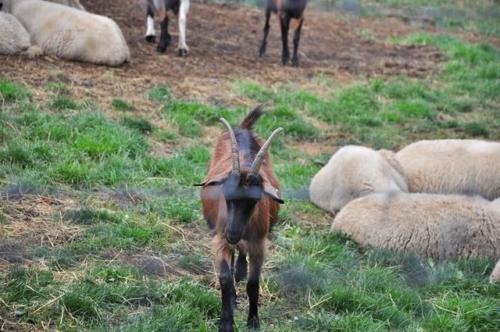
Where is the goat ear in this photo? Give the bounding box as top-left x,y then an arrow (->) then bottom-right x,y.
194,173 -> 228,187
263,183 -> 284,204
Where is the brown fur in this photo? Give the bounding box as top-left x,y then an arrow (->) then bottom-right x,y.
201,118 -> 281,234
200,109 -> 282,331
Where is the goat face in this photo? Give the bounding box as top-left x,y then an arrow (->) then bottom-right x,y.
223,171 -> 264,244
204,170 -> 283,245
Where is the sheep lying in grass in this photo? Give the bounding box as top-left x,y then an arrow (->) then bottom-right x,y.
332,193 -> 500,260
309,146 -> 408,213
0,12 -> 30,55
46,0 -> 85,10
2,0 -> 130,66
490,258 -> 500,284
395,139 -> 500,200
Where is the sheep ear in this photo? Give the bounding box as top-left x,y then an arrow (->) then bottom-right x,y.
194,173 -> 228,187
263,183 -> 284,204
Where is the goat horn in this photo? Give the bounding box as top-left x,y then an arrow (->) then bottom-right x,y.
250,128 -> 283,177
220,118 -> 240,176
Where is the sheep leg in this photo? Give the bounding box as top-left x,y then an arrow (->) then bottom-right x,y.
157,14 -> 171,53
279,13 -> 290,65
291,17 -> 304,67
145,6 -> 156,43
177,0 -> 190,57
217,246 -> 236,332
259,8 -> 272,57
234,250 -> 248,282
246,244 -> 264,329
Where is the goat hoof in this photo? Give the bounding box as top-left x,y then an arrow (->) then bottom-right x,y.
282,54 -> 290,65
145,35 -> 156,43
178,48 -> 189,57
292,57 -> 300,67
219,321 -> 234,332
156,45 -> 167,53
259,47 -> 266,57
247,317 -> 260,329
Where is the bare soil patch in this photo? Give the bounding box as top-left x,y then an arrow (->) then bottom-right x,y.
0,195 -> 80,269
0,1 -> 442,106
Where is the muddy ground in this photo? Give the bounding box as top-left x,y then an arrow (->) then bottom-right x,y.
0,0 -> 444,106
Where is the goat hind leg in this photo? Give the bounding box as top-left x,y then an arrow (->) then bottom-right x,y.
291,17 -> 304,67
157,14 -> 171,53
259,8 -> 271,57
145,5 -> 156,43
177,0 -> 190,56
234,250 -> 248,283
279,13 -> 290,65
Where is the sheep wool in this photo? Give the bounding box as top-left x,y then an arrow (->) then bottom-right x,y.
395,139 -> 500,200
309,146 -> 408,213
4,0 -> 130,66
0,12 -> 30,55
332,193 -> 500,260
45,0 -> 85,10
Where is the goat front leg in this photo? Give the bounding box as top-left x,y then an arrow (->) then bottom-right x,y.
157,13 -> 171,53
145,5 -> 156,43
177,0 -> 190,56
291,17 -> 304,67
247,243 -> 264,329
279,13 -> 290,65
217,245 -> 236,332
259,8 -> 271,57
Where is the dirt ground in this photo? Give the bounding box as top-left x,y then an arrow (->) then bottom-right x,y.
0,0 -> 443,106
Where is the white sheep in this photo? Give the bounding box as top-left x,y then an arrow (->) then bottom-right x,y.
490,258 -> 500,284
2,0 -> 130,66
395,139 -> 500,200
0,12 -> 30,55
45,0 -> 85,10
332,193 -> 500,260
309,146 -> 408,213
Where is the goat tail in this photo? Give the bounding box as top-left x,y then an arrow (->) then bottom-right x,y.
239,105 -> 264,130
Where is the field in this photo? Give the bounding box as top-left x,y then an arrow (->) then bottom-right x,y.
0,0 -> 499,330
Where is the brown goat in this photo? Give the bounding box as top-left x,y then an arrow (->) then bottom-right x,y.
199,107 -> 284,332
259,0 -> 309,66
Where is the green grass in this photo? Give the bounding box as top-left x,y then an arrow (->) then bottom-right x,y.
1,28 -> 499,331
357,0 -> 500,38
0,77 -> 31,102
112,98 -> 136,112
50,95 -> 80,111
234,34 -> 499,148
